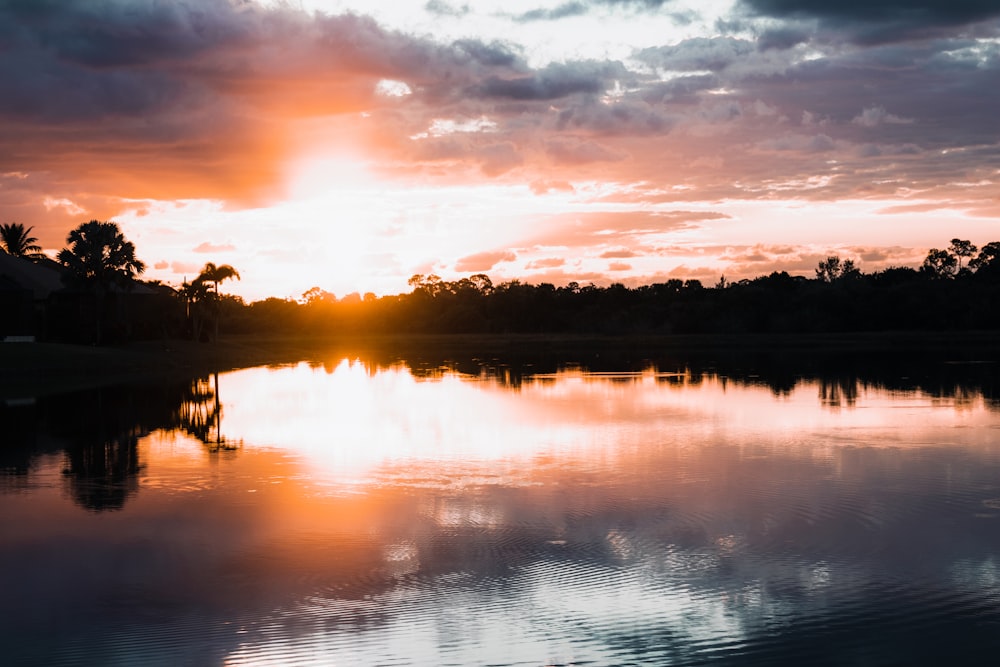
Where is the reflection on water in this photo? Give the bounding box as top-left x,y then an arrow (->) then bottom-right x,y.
3,354 -> 1000,665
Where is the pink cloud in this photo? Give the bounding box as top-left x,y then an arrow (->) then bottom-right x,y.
193,241 -> 236,253
455,250 -> 517,272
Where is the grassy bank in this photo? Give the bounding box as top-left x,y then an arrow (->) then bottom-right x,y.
2,330 -> 998,399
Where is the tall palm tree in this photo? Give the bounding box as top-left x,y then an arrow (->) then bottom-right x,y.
196,262 -> 240,296
57,220 -> 145,343
0,222 -> 45,260
195,262 -> 240,341
179,278 -> 210,341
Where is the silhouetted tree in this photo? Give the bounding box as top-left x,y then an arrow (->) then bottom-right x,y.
949,239 -> 977,272
840,259 -> 861,280
468,273 -> 494,294
816,256 -> 862,283
815,256 -> 842,282
0,222 -> 45,260
970,242 -> 1000,280
195,262 -> 240,341
921,248 -> 957,279
197,262 -> 240,296
57,220 -> 145,343
179,278 -> 210,341
301,286 -> 336,305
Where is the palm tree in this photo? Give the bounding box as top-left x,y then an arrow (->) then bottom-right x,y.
195,262 -> 240,341
179,278 -> 210,341
196,262 -> 240,296
0,222 -> 45,260
57,220 -> 145,343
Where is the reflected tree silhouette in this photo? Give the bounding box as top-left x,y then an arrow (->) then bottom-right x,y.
4,379 -> 245,512
819,376 -> 860,408
62,428 -> 141,512
174,372 -> 239,452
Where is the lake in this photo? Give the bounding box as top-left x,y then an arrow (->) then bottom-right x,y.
3,348 -> 1000,665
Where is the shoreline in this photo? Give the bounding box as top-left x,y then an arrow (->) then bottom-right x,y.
2,330 -> 999,399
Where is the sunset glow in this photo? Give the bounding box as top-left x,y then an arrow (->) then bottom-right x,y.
210,361 -> 994,482
2,0 -> 998,300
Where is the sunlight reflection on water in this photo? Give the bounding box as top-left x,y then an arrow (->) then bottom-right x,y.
215,360 -> 996,480
3,359 -> 1000,665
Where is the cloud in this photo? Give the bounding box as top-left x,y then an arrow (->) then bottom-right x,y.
455,250 -> 517,271
516,2 -> 590,22
479,142 -> 524,176
425,1 -> 471,17
453,40 -> 523,68
3,0 -> 999,268
600,249 -> 638,258
0,1 -> 529,223
545,138 -> 628,164
170,261 -> 202,275
470,61 -> 626,101
514,0 -> 676,22
530,210 -> 723,247
153,261 -> 169,270
738,0 -> 1000,44
851,106 -> 914,127
530,180 -> 576,194
760,133 -> 838,152
193,241 -> 236,254
757,26 -> 813,50
554,98 -> 675,136
525,257 -> 567,269
608,261 -> 633,270
636,37 -> 756,72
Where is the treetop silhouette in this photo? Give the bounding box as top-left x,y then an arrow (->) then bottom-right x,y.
0,222 -> 45,260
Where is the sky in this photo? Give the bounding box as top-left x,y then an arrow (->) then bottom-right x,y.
1,0 -> 998,301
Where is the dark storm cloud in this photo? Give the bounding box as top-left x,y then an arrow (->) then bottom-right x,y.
639,74 -> 719,105
0,0 -> 237,68
0,0 -> 533,130
741,0 -> 1000,23
743,39 -> 1000,152
757,26 -> 813,50
454,40 -> 523,68
471,61 -> 627,101
739,0 -> 1000,44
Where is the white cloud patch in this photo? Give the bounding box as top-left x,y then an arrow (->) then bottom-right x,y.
852,106 -> 914,128
43,196 -> 85,216
375,79 -> 413,97
411,117 -> 500,140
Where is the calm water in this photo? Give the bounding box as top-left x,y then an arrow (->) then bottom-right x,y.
3,353 -> 1000,666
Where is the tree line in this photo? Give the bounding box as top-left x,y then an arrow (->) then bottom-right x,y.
234,237 -> 1000,336
5,220 -> 1000,340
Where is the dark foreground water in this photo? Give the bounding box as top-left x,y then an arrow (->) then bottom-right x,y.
3,352 -> 1000,666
